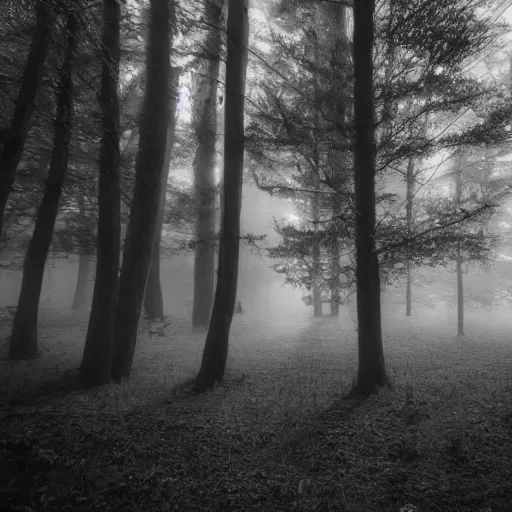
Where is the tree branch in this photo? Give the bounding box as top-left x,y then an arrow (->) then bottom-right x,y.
375,201 -> 499,255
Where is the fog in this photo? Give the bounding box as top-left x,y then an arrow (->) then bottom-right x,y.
0,182 -> 310,336
2,180 -> 512,343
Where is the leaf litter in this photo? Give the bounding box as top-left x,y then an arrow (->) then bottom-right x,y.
0,306 -> 512,511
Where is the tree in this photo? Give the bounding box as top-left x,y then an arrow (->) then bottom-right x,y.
9,10 -> 79,360
71,195 -> 96,311
79,0 -> 122,387
431,146 -> 495,336
404,155 -> 415,317
191,0 -> 224,329
404,108 -> 430,317
252,0 -> 501,325
0,0 -> 54,238
194,0 -> 249,391
246,0 -> 355,317
455,149 -> 465,337
111,0 -> 172,382
326,2 -> 348,316
72,251 -> 92,310
351,0 -> 389,395
144,66 -> 181,321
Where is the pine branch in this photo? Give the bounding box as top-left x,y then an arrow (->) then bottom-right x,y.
375,200 -> 502,255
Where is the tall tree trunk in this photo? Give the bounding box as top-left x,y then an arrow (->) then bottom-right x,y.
456,249 -> 464,335
330,194 -> 341,317
404,95 -> 430,317
80,0 -> 121,388
194,0 -> 248,391
111,0 -> 171,382
9,13 -> 78,360
329,4 -> 347,318
455,150 -> 464,337
312,192 -> 323,317
405,155 -> 414,317
481,144 -> 494,310
352,0 -> 389,396
311,23 -> 323,318
0,0 -> 53,238
144,67 -> 181,321
191,1 -> 223,329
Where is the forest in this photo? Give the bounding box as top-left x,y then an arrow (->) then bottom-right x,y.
1,0 -> 512,510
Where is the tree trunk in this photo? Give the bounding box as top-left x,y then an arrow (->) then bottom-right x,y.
330,198 -> 341,317
311,192 -> 323,317
482,144 -> 494,310
72,253 -> 91,310
72,196 -> 93,311
351,0 -> 389,396
329,4 -> 347,318
455,151 -> 464,337
457,247 -> 464,336
9,13 -> 78,360
194,0 -> 248,391
311,22 -> 323,319
144,66 -> 181,321
80,0 -> 121,388
111,0 -> 171,382
0,0 -> 53,238
191,1 -> 223,329
405,155 -> 414,316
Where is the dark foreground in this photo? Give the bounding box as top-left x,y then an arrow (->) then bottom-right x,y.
1,310 -> 512,511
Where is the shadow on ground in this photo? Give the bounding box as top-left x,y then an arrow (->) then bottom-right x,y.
1,308 -> 512,511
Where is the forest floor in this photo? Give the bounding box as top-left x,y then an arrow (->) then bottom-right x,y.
1,306 -> 512,512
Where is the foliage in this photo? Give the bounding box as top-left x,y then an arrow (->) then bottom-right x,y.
247,0 -> 510,301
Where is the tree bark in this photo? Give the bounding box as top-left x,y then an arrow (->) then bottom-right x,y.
72,196 -> 93,311
9,12 -> 78,360
311,193 -> 323,317
351,0 -> 389,396
311,23 -> 323,318
80,0 -> 121,387
191,1 -> 223,329
329,4 -> 347,318
111,0 -> 171,382
72,253 -> 91,310
405,155 -> 414,317
0,0 -> 53,238
194,0 -> 248,391
455,150 -> 464,337
330,196 -> 341,317
144,66 -> 181,321
457,249 -> 464,336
